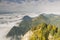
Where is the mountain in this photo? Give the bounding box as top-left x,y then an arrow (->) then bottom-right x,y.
32,13 -> 60,29
32,14 -> 50,26
6,13 -> 60,40
19,15 -> 32,35
21,14 -> 60,40
6,15 -> 32,40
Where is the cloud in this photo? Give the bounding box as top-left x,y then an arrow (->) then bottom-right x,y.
0,0 -> 2,2
48,0 -> 55,2
0,0 -> 39,3
0,0 -> 60,15
0,0 -> 41,12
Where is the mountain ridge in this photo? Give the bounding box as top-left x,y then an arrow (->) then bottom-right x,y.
6,13 -> 60,40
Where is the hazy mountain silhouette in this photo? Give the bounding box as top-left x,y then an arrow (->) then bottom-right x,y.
32,13 -> 60,28
19,15 -> 32,35
6,15 -> 32,40
6,26 -> 21,40
32,14 -> 50,27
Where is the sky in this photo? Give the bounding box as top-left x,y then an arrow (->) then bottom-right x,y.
0,0 -> 60,15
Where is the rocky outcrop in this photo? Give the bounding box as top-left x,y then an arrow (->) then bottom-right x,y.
21,30 -> 33,40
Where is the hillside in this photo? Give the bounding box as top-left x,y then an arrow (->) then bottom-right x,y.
32,14 -> 60,29
23,23 -> 60,40
6,13 -> 60,40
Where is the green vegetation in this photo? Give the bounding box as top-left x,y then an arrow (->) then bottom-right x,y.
54,29 -> 60,40
6,14 -> 60,40
29,23 -> 59,40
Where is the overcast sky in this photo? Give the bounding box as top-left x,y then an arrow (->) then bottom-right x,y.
0,0 -> 60,14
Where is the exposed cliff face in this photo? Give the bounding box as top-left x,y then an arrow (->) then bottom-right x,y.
22,31 -> 55,40
48,34 -> 54,40
21,30 -> 33,40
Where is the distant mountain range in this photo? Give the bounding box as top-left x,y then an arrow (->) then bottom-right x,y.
32,13 -> 60,28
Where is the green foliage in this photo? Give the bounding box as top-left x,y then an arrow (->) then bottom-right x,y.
47,24 -> 52,31
54,29 -> 60,40
29,23 -> 58,40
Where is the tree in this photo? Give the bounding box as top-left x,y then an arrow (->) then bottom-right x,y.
29,23 -> 58,40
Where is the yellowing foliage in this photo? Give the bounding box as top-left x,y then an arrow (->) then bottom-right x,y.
29,23 -> 58,40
